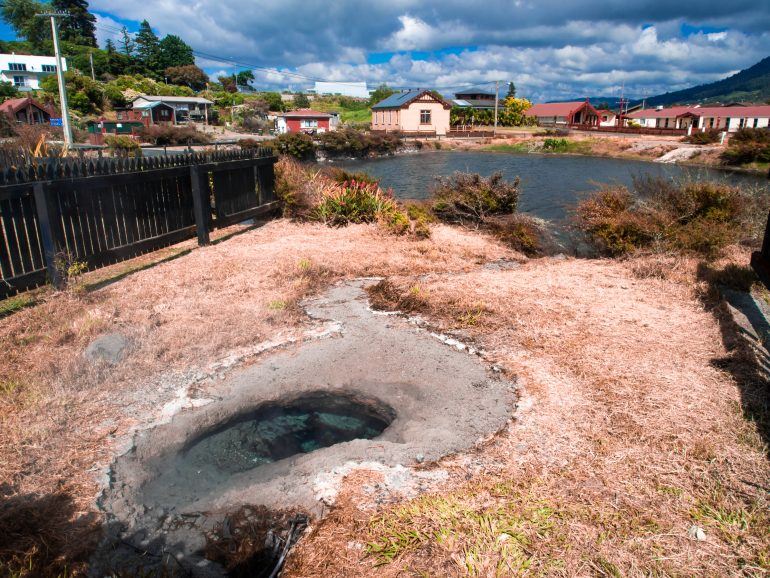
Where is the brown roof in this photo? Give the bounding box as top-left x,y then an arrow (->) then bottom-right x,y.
281,109 -> 332,118
627,105 -> 770,119
0,97 -> 57,115
526,101 -> 598,117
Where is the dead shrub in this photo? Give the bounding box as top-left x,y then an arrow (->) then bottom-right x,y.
431,172 -> 520,226
486,213 -> 553,256
574,177 -> 762,258
366,279 -> 430,313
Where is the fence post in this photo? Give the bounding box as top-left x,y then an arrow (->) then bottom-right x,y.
190,164 -> 210,245
257,158 -> 277,204
751,210 -> 770,289
32,182 -> 62,288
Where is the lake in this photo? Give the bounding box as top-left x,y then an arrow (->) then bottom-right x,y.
336,151 -> 768,221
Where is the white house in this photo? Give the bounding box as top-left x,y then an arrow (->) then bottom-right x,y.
313,81 -> 369,99
626,105 -> 770,132
0,53 -> 66,91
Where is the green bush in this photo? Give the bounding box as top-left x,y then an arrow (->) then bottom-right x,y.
721,128 -> 770,165
431,172 -> 520,225
317,128 -> 402,157
312,180 -> 399,227
486,214 -> 551,256
273,132 -> 316,160
136,124 -> 210,146
104,135 -> 141,155
323,167 -> 379,185
683,129 -> 722,144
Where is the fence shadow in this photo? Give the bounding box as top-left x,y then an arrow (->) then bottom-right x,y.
697,262 -> 770,457
0,485 -> 101,577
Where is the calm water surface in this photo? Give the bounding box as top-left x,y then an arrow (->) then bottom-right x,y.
336,151 -> 768,221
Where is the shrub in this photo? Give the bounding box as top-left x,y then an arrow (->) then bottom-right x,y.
431,172 -> 520,225
312,180 -> 399,227
137,125 -> 211,146
683,129 -> 721,145
721,128 -> 770,165
104,135 -> 141,155
322,167 -> 379,185
574,177 -> 756,257
316,128 -> 402,157
273,132 -> 316,160
486,214 -> 551,256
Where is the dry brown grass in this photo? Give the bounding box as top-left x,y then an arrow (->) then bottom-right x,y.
2,215 -> 768,576
288,252 -> 770,577
0,220 -> 511,576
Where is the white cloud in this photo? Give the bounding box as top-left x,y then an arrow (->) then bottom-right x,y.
86,0 -> 770,100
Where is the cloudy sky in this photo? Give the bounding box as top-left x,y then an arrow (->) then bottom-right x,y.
22,1 -> 770,100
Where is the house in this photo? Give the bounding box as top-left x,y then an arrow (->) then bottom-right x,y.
85,117 -> 145,145
130,96 -> 213,124
0,97 -> 57,125
127,101 -> 177,126
452,88 -> 497,110
0,53 -> 66,91
525,100 -> 600,127
371,89 -> 452,136
276,109 -> 333,134
313,81 -> 369,99
626,105 -> 770,132
597,109 -> 618,127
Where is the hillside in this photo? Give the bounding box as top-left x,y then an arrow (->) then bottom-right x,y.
646,55 -> 770,106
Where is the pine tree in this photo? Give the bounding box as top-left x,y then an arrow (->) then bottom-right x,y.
51,0 -> 97,47
134,20 -> 161,75
1,0 -> 50,49
119,26 -> 134,56
158,34 -> 194,70
105,38 -> 115,53
507,82 -> 516,98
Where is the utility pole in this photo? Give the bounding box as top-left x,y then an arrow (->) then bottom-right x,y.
493,80 -> 499,136
36,12 -> 73,147
88,51 -> 95,80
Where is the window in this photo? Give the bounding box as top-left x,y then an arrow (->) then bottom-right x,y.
116,112 -> 124,120
420,109 -> 431,124
300,119 -> 318,128
709,118 -> 714,128
664,118 -> 670,128
8,62 -> 26,71
725,118 -> 731,129
12,75 -> 26,87
754,118 -> 759,128
41,64 -> 56,73
739,118 -> 745,128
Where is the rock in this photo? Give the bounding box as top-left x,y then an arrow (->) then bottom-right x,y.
84,333 -> 130,365
415,453 -> 425,463
688,525 -> 707,541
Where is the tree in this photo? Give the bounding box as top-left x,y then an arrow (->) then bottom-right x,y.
165,64 -> 208,90
52,0 -> 97,47
369,84 -> 395,106
500,97 -> 532,126
134,20 -> 161,74
0,81 -> 19,102
119,26 -> 134,56
217,75 -> 237,93
158,34 -> 194,70
236,70 -> 254,87
259,91 -> 284,112
506,82 -> 516,99
1,0 -> 50,49
40,70 -> 104,114
293,92 -> 310,108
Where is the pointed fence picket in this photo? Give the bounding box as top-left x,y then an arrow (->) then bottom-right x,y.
0,148 -> 278,298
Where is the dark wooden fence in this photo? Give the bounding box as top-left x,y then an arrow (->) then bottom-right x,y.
0,149 -> 278,298
751,211 -> 770,289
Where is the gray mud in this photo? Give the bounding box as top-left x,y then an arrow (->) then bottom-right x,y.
93,279 -> 517,576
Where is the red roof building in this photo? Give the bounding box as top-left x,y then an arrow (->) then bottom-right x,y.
277,109 -> 334,134
627,104 -> 770,131
0,97 -> 58,125
525,100 -> 600,127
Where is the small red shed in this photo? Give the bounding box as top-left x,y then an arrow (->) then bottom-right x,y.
278,109 -> 333,134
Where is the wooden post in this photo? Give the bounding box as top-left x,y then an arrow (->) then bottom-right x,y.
32,182 -> 62,288
190,164 -> 210,245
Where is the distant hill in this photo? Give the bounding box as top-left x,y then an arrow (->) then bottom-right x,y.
646,56 -> 770,106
